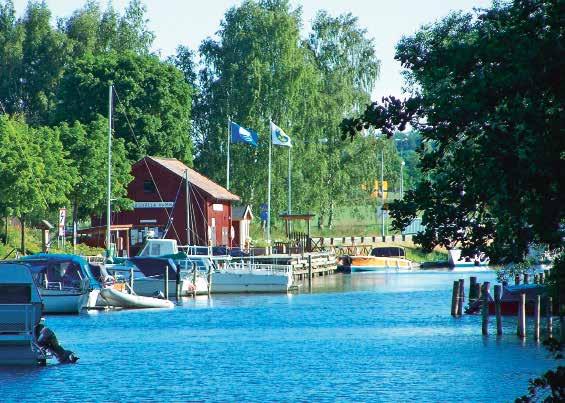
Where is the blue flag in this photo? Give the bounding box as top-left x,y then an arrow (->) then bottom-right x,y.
230,122 -> 259,147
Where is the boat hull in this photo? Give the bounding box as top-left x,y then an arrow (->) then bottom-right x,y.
100,288 -> 174,309
40,289 -> 93,314
211,271 -> 293,293
348,256 -> 413,273
133,279 -> 194,298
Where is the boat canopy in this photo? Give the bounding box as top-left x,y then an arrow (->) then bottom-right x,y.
370,247 -> 406,258
19,254 -> 100,288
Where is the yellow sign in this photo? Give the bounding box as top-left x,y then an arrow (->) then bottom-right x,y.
371,180 -> 388,199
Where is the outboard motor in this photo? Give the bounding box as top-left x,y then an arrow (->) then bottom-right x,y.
36,324 -> 79,364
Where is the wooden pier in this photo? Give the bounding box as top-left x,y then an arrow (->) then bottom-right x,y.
240,252 -> 338,281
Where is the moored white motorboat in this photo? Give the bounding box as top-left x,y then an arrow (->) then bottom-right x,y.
211,262 -> 294,293
19,254 -> 101,314
99,287 -> 174,309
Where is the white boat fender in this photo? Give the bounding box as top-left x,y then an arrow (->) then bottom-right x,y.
36,323 -> 79,364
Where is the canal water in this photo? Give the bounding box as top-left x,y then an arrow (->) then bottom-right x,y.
0,270 -> 557,402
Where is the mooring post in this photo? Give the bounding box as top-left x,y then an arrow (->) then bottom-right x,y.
547,296 -> 553,338
192,262 -> 197,298
164,265 -> 169,301
534,295 -> 541,341
524,273 -> 529,285
176,265 -> 181,301
515,274 -> 520,285
457,279 -> 465,316
308,254 -> 312,288
494,284 -> 502,335
207,265 -> 212,296
451,281 -> 460,316
481,282 -> 490,335
518,292 -> 526,338
475,283 -> 482,303
469,276 -> 477,302
129,267 -> 134,293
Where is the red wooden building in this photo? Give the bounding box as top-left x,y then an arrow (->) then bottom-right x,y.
90,156 -> 241,255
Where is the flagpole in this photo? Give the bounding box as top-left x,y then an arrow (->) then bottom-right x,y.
267,121 -> 272,246
381,149 -> 385,236
226,117 -> 231,190
288,145 -> 291,208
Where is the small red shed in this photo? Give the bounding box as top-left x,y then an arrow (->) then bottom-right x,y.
92,156 -> 240,255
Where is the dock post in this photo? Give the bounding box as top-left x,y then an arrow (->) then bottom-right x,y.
451,281 -> 460,316
469,276 -> 477,302
207,265 -> 212,296
129,267 -> 134,293
494,284 -> 502,335
547,296 -> 553,337
481,282 -> 490,335
176,265 -> 181,301
308,255 -> 312,289
475,283 -> 482,303
539,272 -> 545,284
534,295 -> 541,341
164,265 -> 169,301
524,273 -> 529,285
457,279 -> 465,316
515,274 -> 520,285
533,274 -> 539,284
518,292 -> 526,338
192,262 -> 197,298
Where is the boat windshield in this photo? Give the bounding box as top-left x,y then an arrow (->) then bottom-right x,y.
370,247 -> 406,258
25,260 -> 84,289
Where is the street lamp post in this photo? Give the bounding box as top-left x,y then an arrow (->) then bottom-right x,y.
400,160 -> 405,199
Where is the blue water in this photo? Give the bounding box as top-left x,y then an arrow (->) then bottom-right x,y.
0,271 -> 558,402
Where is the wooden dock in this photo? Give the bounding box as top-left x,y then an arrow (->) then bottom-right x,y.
240,252 -> 338,281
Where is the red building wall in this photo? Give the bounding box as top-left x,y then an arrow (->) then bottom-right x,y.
93,158 -> 235,254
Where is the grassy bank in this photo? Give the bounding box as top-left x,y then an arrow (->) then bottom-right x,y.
0,221 -> 104,259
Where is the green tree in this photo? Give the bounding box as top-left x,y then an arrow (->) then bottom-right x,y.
55,52 -> 193,162
307,10 -> 380,228
62,0 -> 154,58
195,0 -> 322,225
0,115 -> 75,252
58,116 -> 133,245
342,0 -> 564,260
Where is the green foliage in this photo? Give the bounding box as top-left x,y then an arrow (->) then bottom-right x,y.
342,0 -> 564,261
58,116 -> 133,222
194,0 -> 382,233
55,52 -> 193,162
0,115 -> 75,225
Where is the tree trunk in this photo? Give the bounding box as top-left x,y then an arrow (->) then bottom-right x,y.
20,215 -> 25,256
317,213 -> 324,230
3,214 -> 7,245
327,202 -> 334,230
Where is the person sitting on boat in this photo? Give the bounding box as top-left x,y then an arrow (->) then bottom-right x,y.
35,318 -> 79,364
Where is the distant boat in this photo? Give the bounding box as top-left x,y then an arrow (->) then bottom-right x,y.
448,249 -> 490,268
339,247 -> 414,273
19,254 -> 100,314
0,262 -> 47,365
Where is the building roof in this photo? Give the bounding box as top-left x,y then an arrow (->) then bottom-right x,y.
144,156 -> 240,202
232,205 -> 253,221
